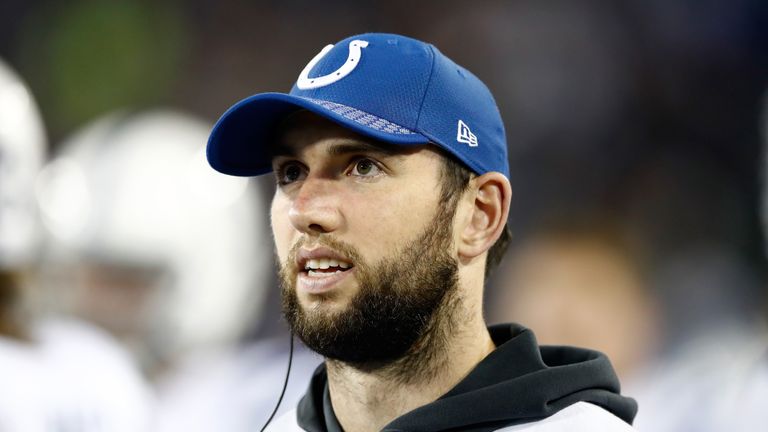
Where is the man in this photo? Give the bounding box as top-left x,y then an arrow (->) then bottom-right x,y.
0,58 -> 153,432
487,218 -> 659,382
629,91 -> 768,432
207,33 -> 637,431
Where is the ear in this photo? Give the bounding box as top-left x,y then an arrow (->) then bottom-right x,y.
457,172 -> 512,261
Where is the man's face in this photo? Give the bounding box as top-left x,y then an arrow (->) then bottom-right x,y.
270,112 -> 461,365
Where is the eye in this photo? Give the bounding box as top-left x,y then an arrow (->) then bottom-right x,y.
276,161 -> 307,185
349,158 -> 382,177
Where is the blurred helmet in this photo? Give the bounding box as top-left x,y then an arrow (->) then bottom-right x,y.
36,110 -> 269,355
0,59 -> 46,269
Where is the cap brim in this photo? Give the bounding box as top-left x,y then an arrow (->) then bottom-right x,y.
207,93 -> 429,176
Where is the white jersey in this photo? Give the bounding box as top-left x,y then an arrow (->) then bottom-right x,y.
266,402 -> 635,432
0,318 -> 154,432
632,324 -> 768,431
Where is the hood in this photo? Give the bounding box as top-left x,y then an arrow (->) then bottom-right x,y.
297,323 -> 637,432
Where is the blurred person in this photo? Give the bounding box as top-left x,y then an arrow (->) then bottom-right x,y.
485,202 -> 767,432
486,218 -> 660,383
630,322 -> 768,431
36,110 -> 265,375
0,58 -> 153,432
153,327 -> 321,432
206,33 -> 637,431
35,110 -> 321,431
628,93 -> 768,432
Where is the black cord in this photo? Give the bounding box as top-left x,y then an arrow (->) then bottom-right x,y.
260,332 -> 294,432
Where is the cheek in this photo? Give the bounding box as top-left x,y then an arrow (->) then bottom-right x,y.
346,184 -> 439,256
270,196 -> 292,263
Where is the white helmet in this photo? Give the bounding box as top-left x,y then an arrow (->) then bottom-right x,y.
0,59 -> 46,269
36,110 -> 270,357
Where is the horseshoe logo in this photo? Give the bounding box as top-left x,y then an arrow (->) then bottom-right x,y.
296,40 -> 369,90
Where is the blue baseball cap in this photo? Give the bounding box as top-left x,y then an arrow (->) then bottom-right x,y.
207,33 -> 509,178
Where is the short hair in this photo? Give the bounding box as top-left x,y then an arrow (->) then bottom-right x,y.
439,152 -> 511,278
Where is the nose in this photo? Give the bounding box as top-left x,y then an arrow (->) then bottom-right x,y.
288,176 -> 343,235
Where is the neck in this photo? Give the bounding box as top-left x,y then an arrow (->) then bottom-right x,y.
326,297 -> 494,432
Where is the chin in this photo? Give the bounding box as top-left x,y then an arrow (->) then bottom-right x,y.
300,293 -> 350,313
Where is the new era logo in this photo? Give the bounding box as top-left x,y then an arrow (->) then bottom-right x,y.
456,120 -> 478,147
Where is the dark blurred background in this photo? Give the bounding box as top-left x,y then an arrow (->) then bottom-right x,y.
3,1 -> 768,429
3,0 -> 768,360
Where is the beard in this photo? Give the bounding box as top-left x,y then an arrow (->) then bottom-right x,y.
279,204 -> 460,371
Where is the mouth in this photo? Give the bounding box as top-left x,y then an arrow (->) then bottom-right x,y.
303,258 -> 352,276
296,247 -> 355,294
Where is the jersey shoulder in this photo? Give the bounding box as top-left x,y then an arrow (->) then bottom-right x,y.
262,402 -> 635,432
495,402 -> 636,432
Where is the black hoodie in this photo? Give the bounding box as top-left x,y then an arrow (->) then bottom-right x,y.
295,323 -> 637,432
